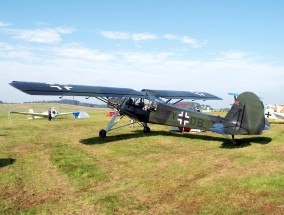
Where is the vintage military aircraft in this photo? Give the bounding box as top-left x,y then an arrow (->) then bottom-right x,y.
9,107 -> 74,120
10,81 -> 269,141
264,104 -> 284,119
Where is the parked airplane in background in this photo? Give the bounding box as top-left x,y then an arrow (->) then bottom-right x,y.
10,81 -> 270,142
10,107 -> 74,120
264,104 -> 284,119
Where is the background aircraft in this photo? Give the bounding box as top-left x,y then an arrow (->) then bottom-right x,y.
10,81 -> 270,142
264,104 -> 284,119
10,107 -> 74,120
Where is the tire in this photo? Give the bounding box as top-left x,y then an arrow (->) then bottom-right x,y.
99,129 -> 107,138
143,126 -> 151,133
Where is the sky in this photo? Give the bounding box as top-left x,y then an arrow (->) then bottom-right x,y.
0,0 -> 283,108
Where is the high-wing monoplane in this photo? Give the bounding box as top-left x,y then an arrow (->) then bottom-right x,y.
10,107 -> 74,120
10,81 -> 270,141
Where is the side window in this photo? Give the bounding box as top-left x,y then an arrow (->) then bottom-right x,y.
143,101 -> 157,111
150,102 -> 157,111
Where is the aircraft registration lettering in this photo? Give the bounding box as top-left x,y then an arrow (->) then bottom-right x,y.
189,117 -> 203,127
172,112 -> 177,120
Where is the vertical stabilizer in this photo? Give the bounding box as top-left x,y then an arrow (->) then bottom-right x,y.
224,92 -> 266,135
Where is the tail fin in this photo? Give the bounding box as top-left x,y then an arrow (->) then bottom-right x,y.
224,92 -> 268,135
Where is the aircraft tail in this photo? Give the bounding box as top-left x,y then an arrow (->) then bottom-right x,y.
223,92 -> 269,135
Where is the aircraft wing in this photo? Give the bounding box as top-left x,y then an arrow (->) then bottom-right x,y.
57,112 -> 75,116
142,89 -> 222,100
273,112 -> 284,119
10,111 -> 48,117
10,81 -> 222,100
10,81 -> 146,98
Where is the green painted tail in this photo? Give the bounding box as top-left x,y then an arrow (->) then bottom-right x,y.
224,92 -> 266,135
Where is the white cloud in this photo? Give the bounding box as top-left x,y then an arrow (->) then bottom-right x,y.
99,31 -> 205,48
2,48 -> 283,107
164,34 -> 204,47
99,31 -> 157,41
0,42 -> 37,61
0,21 -> 12,27
217,50 -> 250,60
53,46 -> 115,61
8,27 -> 75,43
163,34 -> 179,40
99,31 -> 204,47
131,33 -> 158,41
0,25 -> 282,107
120,51 -> 176,63
99,31 -> 130,40
181,36 -> 199,46
0,42 -> 13,50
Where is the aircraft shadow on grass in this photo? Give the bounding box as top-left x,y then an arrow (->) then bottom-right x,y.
0,158 -> 16,168
220,136 -> 272,149
80,130 -> 272,148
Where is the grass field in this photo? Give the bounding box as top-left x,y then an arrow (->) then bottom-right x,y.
0,103 -> 283,214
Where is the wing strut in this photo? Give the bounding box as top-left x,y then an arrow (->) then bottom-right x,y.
172,99 -> 184,105
99,110 -> 150,137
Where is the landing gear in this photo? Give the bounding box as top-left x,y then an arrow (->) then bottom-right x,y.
99,129 -> 107,138
143,126 -> 151,133
98,110 -> 151,138
143,122 -> 151,133
231,134 -> 239,144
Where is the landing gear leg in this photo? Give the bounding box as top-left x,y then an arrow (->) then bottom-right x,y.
99,111 -> 120,138
143,122 -> 151,133
231,135 -> 238,144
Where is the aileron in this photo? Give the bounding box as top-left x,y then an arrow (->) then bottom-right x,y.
142,89 -> 222,100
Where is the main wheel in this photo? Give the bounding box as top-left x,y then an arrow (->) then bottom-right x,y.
99,129 -> 107,138
143,126 -> 151,133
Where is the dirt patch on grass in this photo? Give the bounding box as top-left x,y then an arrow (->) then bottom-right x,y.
2,185 -> 65,213
1,144 -> 80,213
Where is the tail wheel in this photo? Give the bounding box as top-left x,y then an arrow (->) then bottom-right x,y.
143,126 -> 151,133
99,129 -> 107,138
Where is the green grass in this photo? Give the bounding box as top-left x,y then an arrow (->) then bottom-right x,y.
0,103 -> 283,214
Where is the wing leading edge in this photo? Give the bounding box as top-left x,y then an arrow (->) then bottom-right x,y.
9,111 -> 48,117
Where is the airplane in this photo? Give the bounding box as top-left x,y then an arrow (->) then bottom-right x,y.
264,104 -> 284,119
9,81 -> 270,142
10,107 -> 74,120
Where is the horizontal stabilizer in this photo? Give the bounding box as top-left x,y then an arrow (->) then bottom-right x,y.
229,92 -> 263,100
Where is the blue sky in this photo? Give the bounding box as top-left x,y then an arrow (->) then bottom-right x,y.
0,0 -> 283,108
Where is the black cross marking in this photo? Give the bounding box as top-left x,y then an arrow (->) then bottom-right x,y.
265,111 -> 271,118
178,111 -> 189,126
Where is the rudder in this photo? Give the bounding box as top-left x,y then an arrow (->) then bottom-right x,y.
224,92 -> 266,135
